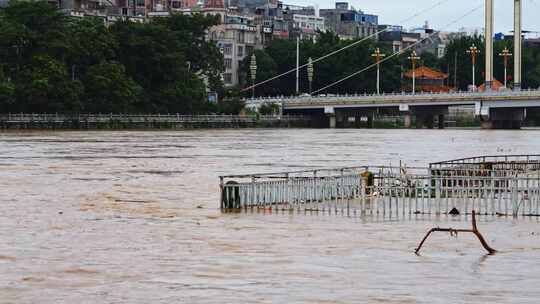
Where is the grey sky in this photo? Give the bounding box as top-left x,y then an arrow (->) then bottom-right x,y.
288,0 -> 540,35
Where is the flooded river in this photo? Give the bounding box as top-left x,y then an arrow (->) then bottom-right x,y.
1,129 -> 540,303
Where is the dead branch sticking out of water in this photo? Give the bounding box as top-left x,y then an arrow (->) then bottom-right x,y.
414,210 -> 496,255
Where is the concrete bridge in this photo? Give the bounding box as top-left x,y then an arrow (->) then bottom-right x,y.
246,89 -> 540,129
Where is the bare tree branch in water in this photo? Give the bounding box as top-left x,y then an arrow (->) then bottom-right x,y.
415,210 -> 496,255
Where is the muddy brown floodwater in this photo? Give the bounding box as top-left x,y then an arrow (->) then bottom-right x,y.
1,129 -> 540,303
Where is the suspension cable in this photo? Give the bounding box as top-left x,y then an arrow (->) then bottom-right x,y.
312,3 -> 483,95
241,0 -> 453,92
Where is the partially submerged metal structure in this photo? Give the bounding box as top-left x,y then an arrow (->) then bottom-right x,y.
220,155 -> 540,217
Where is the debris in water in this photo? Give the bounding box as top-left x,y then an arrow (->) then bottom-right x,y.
415,210 -> 496,255
448,208 -> 460,215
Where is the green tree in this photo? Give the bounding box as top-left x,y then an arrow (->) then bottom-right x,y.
420,52 -> 440,70
1,0 -> 69,63
258,102 -> 280,115
0,78 -> 15,112
239,32 -> 403,96
440,35 -> 483,90
65,17 -> 118,80
16,55 -> 83,112
111,20 -> 208,113
0,1 -> 225,114
522,45 -> 540,89
217,88 -> 245,114
83,62 -> 142,113
155,13 -> 223,90
238,49 -> 278,97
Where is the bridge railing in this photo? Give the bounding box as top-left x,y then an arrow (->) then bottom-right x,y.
245,88 -> 540,106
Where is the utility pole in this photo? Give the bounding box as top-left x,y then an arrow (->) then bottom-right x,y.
371,48 -> 386,95
250,54 -> 257,98
467,44 -> 480,91
485,0 -> 494,90
514,0 -> 522,90
499,47 -> 512,89
407,51 -> 420,94
296,36 -> 300,94
307,57 -> 314,95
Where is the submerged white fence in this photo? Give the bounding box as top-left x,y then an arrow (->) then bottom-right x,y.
220,155 -> 540,218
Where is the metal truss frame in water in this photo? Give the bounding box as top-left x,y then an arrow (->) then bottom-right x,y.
219,155 -> 540,218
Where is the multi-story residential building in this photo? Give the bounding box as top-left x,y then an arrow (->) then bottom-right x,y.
320,2 -> 378,40
252,2 -> 288,45
379,23 -> 453,59
378,25 -> 421,53
284,12 -> 325,40
282,3 -> 315,16
207,12 -> 262,86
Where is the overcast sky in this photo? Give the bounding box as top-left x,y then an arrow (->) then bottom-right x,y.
289,0 -> 540,35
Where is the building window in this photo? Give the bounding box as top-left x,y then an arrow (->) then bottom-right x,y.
237,45 -> 244,57
245,46 -> 254,55
238,32 -> 245,44
224,58 -> 232,70
224,73 -> 232,84
223,44 -> 232,55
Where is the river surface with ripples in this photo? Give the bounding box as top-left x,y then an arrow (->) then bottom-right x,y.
1,129 -> 540,303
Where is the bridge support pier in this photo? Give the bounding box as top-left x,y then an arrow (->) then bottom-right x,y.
438,114 -> 445,129
328,114 -> 336,128
404,114 -> 412,128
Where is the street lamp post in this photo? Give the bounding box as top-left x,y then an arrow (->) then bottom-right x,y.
371,48 -> 386,95
467,44 -> 480,91
249,54 -> 257,98
307,57 -> 314,95
407,51 -> 420,94
499,47 -> 512,89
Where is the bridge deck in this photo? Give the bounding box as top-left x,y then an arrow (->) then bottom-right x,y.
246,90 -> 540,109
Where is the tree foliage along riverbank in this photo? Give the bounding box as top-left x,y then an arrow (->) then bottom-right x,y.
240,33 -> 540,96
0,1 -> 246,114
2,1 -> 540,114
440,35 -> 540,91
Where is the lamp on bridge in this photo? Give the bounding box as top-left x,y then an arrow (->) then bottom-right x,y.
407,51 -> 421,95
467,44 -> 480,91
499,47 -> 512,89
371,48 -> 386,95
250,54 -> 257,98
307,57 -> 314,95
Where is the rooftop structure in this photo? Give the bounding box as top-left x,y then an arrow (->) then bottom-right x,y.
319,2 -> 378,40
403,66 -> 453,93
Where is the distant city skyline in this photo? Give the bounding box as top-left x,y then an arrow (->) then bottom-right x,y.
287,0 -> 540,35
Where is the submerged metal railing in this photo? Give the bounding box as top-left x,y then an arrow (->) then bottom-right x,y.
430,154 -> 540,172
220,155 -> 540,218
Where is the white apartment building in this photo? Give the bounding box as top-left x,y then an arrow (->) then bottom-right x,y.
208,13 -> 262,86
